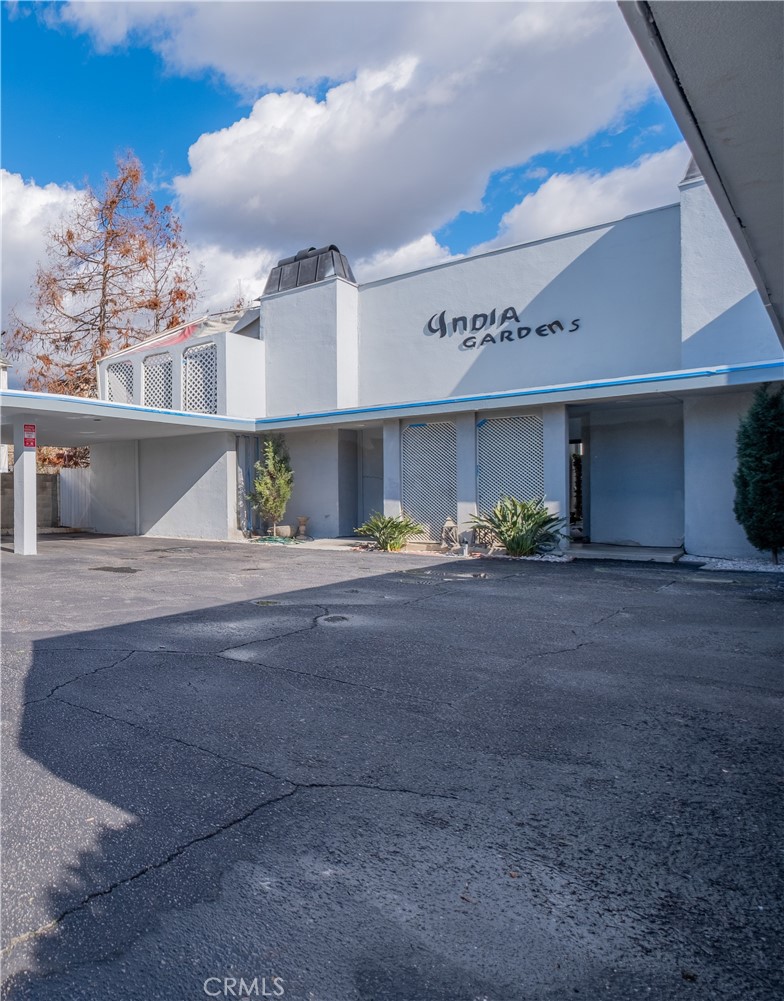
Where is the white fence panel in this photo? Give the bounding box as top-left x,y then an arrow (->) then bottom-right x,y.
401,421 -> 457,541
183,342 -> 218,413
476,415 -> 544,513
59,468 -> 93,529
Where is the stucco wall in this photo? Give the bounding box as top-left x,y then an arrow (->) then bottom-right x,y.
285,429 -> 341,538
683,391 -> 761,558
138,433 -> 239,540
358,206 -> 682,407
262,281 -> 342,418
90,442 -> 138,535
680,179 -> 781,369
223,333 -> 265,418
588,403 -> 684,548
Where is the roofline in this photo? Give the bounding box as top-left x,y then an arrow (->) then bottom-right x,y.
4,360 -> 781,435
358,202 -> 680,290
619,0 -> 784,347
100,305 -> 256,362
253,359 -> 783,427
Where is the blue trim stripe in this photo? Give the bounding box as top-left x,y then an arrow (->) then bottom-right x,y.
254,359 -> 784,427
0,390 -> 257,426
3,359 -> 781,431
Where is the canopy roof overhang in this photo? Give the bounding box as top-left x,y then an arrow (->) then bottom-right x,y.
0,391 -> 256,447
2,360 -> 781,446
621,0 -> 784,346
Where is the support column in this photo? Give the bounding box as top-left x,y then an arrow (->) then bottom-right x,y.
382,420 -> 401,517
172,347 -> 184,410
455,412 -> 477,543
13,419 -> 37,555
543,405 -> 570,550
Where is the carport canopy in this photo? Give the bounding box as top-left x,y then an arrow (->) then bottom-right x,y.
1,389 -> 255,556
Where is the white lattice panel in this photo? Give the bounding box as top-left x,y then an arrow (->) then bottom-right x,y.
143,352 -> 173,409
182,343 -> 218,414
401,422 -> 457,541
106,362 -> 133,403
477,415 -> 544,513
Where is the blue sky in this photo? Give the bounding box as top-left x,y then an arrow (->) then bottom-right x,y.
2,1 -> 687,350
2,3 -> 254,188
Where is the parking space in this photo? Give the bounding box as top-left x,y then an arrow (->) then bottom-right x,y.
2,536 -> 782,1000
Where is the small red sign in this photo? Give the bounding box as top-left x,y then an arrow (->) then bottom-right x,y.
23,424 -> 36,448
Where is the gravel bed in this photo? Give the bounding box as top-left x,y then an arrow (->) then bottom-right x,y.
680,554 -> 784,573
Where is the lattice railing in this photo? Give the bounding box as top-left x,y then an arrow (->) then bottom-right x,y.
477,415 -> 544,513
182,343 -> 218,414
106,362 -> 134,404
401,422 -> 457,541
143,352 -> 173,409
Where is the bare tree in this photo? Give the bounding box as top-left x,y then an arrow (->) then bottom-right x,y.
7,152 -> 198,399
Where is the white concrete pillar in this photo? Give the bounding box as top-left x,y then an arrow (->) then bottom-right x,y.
382,420 -> 402,517
336,281 -> 359,410
130,355 -> 143,405
172,346 -> 184,411
13,419 -> 37,555
455,412 -> 477,543
543,404 -> 570,549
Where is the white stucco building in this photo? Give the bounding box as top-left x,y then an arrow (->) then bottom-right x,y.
3,161 -> 782,557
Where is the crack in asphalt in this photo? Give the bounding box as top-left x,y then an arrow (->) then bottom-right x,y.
50,695 -> 289,784
228,656 -> 460,708
0,784 -> 300,964
216,605 -> 330,655
48,695 -> 466,807
0,770 -> 462,964
9,591 -> 778,992
21,651 -> 136,707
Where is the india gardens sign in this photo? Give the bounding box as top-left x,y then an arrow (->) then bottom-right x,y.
425,306 -> 580,350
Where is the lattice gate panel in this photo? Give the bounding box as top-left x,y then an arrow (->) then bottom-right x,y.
477,415 -> 544,513
182,343 -> 218,414
106,362 -> 134,403
143,352 -> 173,409
401,422 -> 457,541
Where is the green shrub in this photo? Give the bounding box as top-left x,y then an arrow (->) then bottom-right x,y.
470,496 -> 566,557
248,435 -> 293,534
733,384 -> 784,563
355,512 -> 423,552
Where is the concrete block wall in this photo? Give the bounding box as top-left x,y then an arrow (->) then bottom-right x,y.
0,472 -> 59,532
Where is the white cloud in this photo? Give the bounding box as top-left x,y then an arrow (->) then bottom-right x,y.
190,241 -> 278,312
0,171 -> 273,382
354,234 -> 458,284
472,143 -> 690,254
1,172 -> 82,383
56,2 -> 609,96
6,4 -> 687,364
169,4 -> 653,262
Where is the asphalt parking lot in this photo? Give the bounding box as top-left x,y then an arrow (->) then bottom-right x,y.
1,535 -> 782,1001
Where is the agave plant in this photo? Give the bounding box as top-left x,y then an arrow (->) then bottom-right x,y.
354,512 -> 424,552
470,496 -> 566,557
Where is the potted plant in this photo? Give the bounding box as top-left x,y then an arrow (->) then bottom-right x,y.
248,435 -> 293,537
